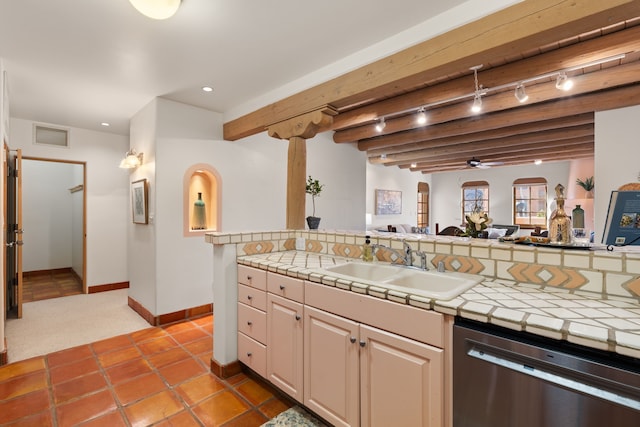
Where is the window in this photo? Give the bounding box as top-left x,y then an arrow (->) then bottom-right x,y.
462,181 -> 489,222
513,178 -> 547,229
417,182 -> 429,228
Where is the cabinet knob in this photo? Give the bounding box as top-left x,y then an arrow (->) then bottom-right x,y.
247,295 -> 253,300
350,337 -> 356,344
295,314 -> 301,321
279,285 -> 285,290
247,321 -> 252,326
247,352 -> 252,357
359,341 -> 366,347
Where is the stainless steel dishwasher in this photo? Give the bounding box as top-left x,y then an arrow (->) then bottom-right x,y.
453,319 -> 640,427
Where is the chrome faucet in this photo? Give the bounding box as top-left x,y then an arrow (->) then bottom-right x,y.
372,240 -> 428,270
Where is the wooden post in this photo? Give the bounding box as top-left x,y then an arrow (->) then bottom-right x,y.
267,107 -> 337,229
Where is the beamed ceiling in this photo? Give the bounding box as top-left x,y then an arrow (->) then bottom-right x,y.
224,2 -> 640,175
331,18 -> 640,174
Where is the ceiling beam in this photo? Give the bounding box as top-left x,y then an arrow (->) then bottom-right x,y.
223,0 -> 640,141
332,23 -> 640,133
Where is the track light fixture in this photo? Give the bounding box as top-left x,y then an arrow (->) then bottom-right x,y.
416,108 -> 427,125
514,83 -> 529,103
410,163 -> 417,168
375,117 -> 386,132
555,73 -> 574,91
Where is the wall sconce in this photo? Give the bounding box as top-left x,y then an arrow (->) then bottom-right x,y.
129,0 -> 181,20
119,149 -> 144,169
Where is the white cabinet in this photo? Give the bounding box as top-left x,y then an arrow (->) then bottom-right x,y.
304,305 -> 443,427
237,267 -> 451,427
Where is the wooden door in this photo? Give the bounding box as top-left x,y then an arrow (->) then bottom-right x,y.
266,293 -> 303,401
360,324 -> 444,427
304,305 -> 359,427
4,147 -> 22,318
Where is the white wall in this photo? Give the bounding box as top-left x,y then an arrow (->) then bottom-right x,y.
430,161 -> 572,233
366,162 -> 430,230
595,105 -> 640,242
10,118 -> 129,289
22,160 -> 81,272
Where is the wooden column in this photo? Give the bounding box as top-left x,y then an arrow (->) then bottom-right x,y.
267,107 -> 337,229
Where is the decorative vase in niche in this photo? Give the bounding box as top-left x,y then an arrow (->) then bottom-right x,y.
192,192 -> 207,230
549,184 -> 572,244
306,216 -> 321,230
572,205 -> 585,229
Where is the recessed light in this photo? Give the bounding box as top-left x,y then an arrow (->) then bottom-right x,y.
101,122 -> 110,127
534,159 -> 542,165
202,86 -> 213,92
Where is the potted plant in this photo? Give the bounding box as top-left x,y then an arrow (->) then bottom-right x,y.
305,175 -> 324,229
576,176 -> 594,198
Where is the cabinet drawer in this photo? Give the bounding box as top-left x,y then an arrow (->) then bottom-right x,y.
238,283 -> 267,311
267,272 -> 304,303
238,333 -> 266,377
238,302 -> 267,344
238,265 -> 267,290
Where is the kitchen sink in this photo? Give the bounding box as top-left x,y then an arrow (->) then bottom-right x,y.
316,262 -> 483,300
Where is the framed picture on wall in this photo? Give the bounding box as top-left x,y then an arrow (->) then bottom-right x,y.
375,189 -> 402,215
131,178 -> 148,224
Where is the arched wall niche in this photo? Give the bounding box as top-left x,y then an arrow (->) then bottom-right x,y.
183,163 -> 221,237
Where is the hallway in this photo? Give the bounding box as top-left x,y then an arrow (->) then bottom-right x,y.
0,314 -> 293,426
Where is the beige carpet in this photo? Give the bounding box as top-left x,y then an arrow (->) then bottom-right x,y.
4,289 -> 151,363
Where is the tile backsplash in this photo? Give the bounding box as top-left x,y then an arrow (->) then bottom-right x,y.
206,230 -> 640,300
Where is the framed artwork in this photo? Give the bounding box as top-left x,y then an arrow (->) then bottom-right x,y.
375,189 -> 402,215
131,178 -> 148,224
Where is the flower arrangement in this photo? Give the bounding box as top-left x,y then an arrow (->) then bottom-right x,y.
465,209 -> 492,238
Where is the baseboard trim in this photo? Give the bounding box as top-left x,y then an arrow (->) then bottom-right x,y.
127,296 -> 213,327
0,338 -> 7,366
88,282 -> 129,294
23,267 -> 73,278
211,358 -> 241,379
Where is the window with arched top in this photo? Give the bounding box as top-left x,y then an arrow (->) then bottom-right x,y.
183,163 -> 222,237
462,181 -> 489,224
417,182 -> 429,228
513,177 -> 547,229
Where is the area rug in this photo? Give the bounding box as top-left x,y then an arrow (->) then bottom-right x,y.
261,406 -> 328,427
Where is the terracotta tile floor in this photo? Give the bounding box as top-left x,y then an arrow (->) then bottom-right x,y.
0,314 -> 293,426
22,269 -> 83,303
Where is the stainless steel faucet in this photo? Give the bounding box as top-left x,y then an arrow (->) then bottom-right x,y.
372,240 -> 428,270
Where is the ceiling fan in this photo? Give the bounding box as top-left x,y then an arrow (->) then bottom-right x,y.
466,157 -> 504,169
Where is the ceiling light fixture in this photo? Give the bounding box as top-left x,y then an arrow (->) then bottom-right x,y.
416,108 -> 427,125
410,163 -> 417,168
514,83 -> 529,103
555,72 -> 574,91
470,65 -> 484,114
202,86 -> 213,92
119,148 -> 144,169
100,122 -> 110,127
534,159 -> 543,165
129,0 -> 181,20
375,117 -> 386,132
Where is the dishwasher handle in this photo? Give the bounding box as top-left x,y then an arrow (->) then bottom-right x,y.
468,347 -> 640,412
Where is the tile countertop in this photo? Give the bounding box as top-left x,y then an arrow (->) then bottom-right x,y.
236,251 -> 640,360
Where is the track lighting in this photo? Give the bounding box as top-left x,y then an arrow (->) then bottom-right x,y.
514,83 -> 529,103
416,108 -> 427,125
410,163 -> 417,168
555,73 -> 574,91
375,117 -> 386,132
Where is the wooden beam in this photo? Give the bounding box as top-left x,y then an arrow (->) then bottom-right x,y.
332,23 -> 640,132
223,0 -> 640,141
357,82 -> 640,152
341,61 -> 640,146
367,114 -> 593,159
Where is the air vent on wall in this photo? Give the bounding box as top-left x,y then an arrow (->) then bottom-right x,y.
33,124 -> 69,147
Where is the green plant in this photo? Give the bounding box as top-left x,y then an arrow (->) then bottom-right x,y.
576,176 -> 594,191
305,176 -> 324,217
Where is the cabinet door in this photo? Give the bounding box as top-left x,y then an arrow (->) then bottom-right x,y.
304,306 -> 359,427
267,293 -> 303,402
360,324 -> 443,427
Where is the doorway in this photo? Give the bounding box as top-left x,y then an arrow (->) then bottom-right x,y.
21,158 -> 86,304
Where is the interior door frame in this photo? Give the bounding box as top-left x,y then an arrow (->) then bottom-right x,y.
22,156 -> 87,293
